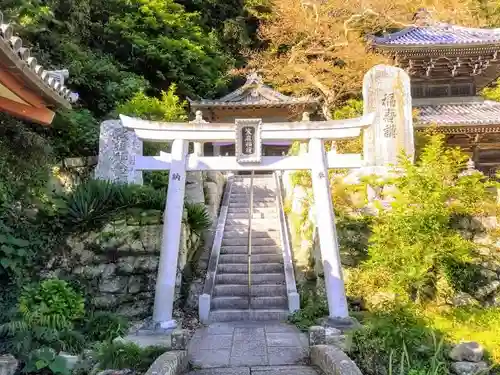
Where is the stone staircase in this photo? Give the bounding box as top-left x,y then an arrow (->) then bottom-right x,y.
209,174 -> 289,322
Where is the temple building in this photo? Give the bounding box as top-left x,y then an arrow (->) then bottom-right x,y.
188,73 -> 320,156
0,11 -> 77,125
370,10 -> 500,175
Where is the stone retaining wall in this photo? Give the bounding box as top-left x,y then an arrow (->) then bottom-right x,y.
48,210 -> 199,319
46,171 -> 225,319
283,171 -> 500,308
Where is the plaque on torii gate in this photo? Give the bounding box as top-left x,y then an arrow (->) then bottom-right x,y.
235,119 -> 262,164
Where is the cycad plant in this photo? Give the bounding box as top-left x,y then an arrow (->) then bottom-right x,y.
56,179 -> 166,232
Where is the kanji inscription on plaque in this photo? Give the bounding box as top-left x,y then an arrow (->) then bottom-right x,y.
235,119 -> 262,163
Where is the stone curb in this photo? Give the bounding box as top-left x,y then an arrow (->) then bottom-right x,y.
145,351 -> 188,375
310,345 -> 362,375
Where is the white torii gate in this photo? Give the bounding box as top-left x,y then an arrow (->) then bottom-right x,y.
95,65 -> 414,329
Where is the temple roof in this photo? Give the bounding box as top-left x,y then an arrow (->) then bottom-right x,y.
0,11 -> 78,109
372,24 -> 500,48
189,73 -> 319,108
415,98 -> 500,130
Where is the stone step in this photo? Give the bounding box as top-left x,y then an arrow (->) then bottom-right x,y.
225,219 -> 277,226
226,212 -> 278,219
222,230 -> 280,239
221,237 -> 279,246
230,198 -> 276,203
229,202 -> 275,208
210,296 -> 288,310
215,273 -> 285,285
227,207 -> 276,213
187,367 -> 318,375
213,284 -> 287,297
224,225 -> 279,233
217,263 -> 284,274
231,191 -> 275,195
220,245 -> 282,255
219,253 -> 283,264
209,309 -> 289,322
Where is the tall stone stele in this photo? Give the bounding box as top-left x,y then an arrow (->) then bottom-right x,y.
363,65 -> 414,168
94,120 -> 144,184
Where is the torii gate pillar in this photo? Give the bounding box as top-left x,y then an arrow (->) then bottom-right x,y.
153,139 -> 188,328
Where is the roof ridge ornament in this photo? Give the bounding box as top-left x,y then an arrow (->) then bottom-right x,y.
412,8 -> 434,27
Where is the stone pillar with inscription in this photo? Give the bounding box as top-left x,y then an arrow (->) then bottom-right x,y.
185,111 -> 206,204
94,120 -> 143,184
362,65 -> 414,167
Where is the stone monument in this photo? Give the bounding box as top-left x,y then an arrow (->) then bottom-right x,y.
363,65 -> 414,167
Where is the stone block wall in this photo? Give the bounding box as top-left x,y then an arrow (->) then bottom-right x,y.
49,210 -> 200,319
46,171 -> 226,320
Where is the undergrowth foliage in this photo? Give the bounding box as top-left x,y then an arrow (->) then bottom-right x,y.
349,134 -> 498,304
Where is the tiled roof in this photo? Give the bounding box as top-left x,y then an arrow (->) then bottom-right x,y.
416,100 -> 500,126
0,11 -> 78,107
372,24 -> 500,47
189,73 -> 319,107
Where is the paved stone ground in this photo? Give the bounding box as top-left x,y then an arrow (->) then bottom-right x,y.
186,366 -> 320,375
187,322 -> 315,370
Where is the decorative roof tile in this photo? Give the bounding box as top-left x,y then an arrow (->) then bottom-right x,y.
416,100 -> 500,126
372,24 -> 500,47
189,73 -> 319,107
0,11 -> 78,107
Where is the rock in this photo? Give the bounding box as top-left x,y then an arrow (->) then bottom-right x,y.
96,370 -> 135,375
449,342 -> 484,362
92,295 -> 119,309
116,302 -> 151,318
128,276 -> 145,294
477,216 -> 498,231
451,293 -> 480,307
185,279 -> 204,310
475,281 -> 500,300
473,233 -> 493,246
58,352 -> 79,370
451,361 -> 489,375
171,329 -> 189,350
134,256 -> 158,272
0,355 -> 18,375
78,250 -> 96,265
99,276 -> 128,293
309,326 -> 326,346
367,292 -> 396,307
117,257 -> 136,274
324,328 -> 349,351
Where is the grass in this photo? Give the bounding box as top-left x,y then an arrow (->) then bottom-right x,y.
424,305 -> 500,363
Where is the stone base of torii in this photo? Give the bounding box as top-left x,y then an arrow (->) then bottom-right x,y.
94,64 -> 415,331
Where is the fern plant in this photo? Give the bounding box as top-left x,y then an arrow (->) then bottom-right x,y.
0,279 -> 86,357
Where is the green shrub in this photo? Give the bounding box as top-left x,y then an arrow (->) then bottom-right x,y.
19,279 -> 85,330
96,342 -> 167,373
350,135 -> 498,303
184,202 -> 212,235
289,281 -> 328,331
83,312 -> 129,342
0,279 -> 86,357
349,306 -> 450,375
23,347 -> 72,375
